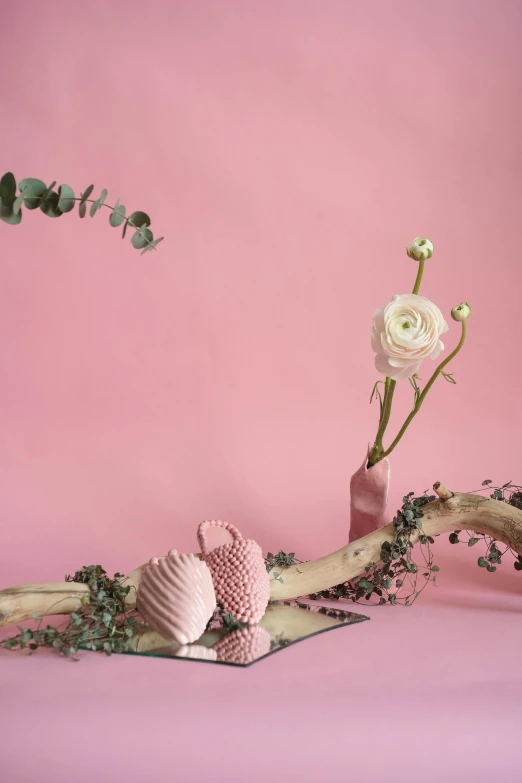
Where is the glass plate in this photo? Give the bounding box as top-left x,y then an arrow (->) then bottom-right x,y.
110,601 -> 369,667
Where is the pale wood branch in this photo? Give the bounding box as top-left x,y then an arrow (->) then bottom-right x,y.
1,488 -> 521,629
270,490 -> 522,599
0,565 -> 145,629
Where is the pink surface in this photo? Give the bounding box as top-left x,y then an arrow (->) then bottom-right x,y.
1,1 -> 522,780
2,560 -> 522,782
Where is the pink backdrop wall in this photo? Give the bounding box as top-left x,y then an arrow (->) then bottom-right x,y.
1,0 -> 521,586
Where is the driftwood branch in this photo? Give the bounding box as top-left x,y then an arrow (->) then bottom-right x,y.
0,566 -> 145,629
271,485 -> 522,599
1,486 -> 521,630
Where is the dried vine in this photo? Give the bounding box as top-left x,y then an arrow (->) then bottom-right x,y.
308,491 -> 439,605
450,480 -> 522,572
0,566 -> 137,659
270,480 -> 522,606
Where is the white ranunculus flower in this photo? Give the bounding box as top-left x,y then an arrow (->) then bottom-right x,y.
371,294 -> 449,381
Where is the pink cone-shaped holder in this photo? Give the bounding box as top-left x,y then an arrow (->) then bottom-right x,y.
349,451 -> 391,542
137,550 -> 216,645
198,520 -> 270,625
213,625 -> 272,665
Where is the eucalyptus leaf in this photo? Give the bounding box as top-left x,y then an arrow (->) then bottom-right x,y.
80,185 -> 94,206
57,184 -> 75,213
89,200 -> 100,218
0,204 -> 22,225
109,200 -> 126,227
41,181 -> 57,201
79,201 -> 87,219
0,172 -> 16,208
123,210 -> 150,239
140,236 -> 164,255
18,178 -> 48,210
40,191 -> 63,218
131,226 -> 153,250
13,193 -> 25,215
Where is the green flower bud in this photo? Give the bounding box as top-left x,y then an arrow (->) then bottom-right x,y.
406,236 -> 433,261
451,302 -> 471,322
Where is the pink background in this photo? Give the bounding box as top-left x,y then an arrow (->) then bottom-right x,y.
1,1 -> 521,781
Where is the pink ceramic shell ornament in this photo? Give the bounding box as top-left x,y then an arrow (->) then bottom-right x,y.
198,520 -> 270,625
137,550 -> 216,645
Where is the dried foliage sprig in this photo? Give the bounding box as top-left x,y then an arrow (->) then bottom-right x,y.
309,491 -> 439,605
450,480 -> 522,572
265,550 -> 301,584
0,566 -> 137,659
0,172 -> 163,255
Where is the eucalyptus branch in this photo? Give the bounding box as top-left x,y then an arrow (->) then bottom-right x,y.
0,173 -> 163,255
380,320 -> 467,459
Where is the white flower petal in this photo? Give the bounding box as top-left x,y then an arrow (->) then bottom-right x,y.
375,353 -> 394,376
372,306 -> 385,332
430,340 -> 444,361
375,353 -> 421,380
388,356 -> 417,367
371,327 -> 383,353
389,361 -> 422,381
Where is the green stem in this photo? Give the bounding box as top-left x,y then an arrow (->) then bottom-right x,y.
368,259 -> 426,466
380,321 -> 467,459
368,378 -> 396,466
412,260 -> 425,295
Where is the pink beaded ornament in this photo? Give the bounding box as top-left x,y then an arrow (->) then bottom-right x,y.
137,550 -> 216,645
198,520 -> 270,625
213,625 -> 272,665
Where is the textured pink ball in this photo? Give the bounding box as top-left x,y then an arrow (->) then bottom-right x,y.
198,520 -> 270,624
